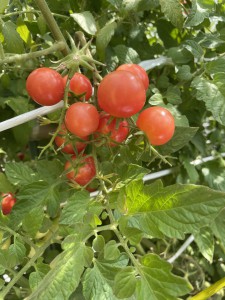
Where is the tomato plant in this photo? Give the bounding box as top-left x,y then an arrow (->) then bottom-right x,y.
1,193 -> 16,215
26,67 -> 64,106
136,106 -> 175,146
116,63 -> 149,90
63,73 -> 93,100
97,70 -> 146,118
64,155 -> 96,186
2,1 -> 225,299
54,124 -> 88,154
64,102 -> 100,137
95,113 -> 129,146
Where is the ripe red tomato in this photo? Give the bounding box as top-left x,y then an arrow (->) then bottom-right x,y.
65,102 -> 100,138
116,64 -> 149,90
1,193 -> 16,215
54,124 -> 88,154
63,73 -> 93,100
64,155 -> 96,186
95,113 -> 129,146
26,68 -> 64,106
97,70 -> 146,118
136,106 -> 175,146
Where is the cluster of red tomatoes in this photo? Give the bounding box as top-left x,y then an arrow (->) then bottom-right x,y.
25,64 -> 175,191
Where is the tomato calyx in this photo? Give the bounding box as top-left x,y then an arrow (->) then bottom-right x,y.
64,154 -> 96,188
94,113 -> 129,147
55,123 -> 88,155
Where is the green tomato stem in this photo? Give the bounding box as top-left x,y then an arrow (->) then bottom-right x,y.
0,41 -> 66,66
35,0 -> 70,56
0,223 -> 58,299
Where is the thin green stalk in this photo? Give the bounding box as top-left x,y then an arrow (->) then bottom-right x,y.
0,225 -> 37,250
0,225 -> 58,299
38,74 -> 71,158
0,224 -> 58,299
35,0 -> 70,56
0,41 -> 5,59
0,41 -> 66,66
105,206 -> 141,271
1,10 -> 68,19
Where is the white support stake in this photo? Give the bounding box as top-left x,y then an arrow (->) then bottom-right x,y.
0,100 -> 64,132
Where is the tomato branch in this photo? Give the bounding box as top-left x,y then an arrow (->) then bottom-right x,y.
0,41 -> 66,66
35,0 -> 70,56
0,223 -> 59,299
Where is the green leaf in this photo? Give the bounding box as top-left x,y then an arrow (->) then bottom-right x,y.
104,240 -> 120,260
166,86 -> 182,105
122,180 -> 225,239
113,267 -> 137,299
83,265 -> 118,300
29,271 -> 46,292
184,0 -> 209,27
194,227 -> 214,263
158,126 -> 198,155
114,45 -> 140,64
183,159 -> 199,184
191,76 -> 225,126
119,217 -> 144,245
16,17 -> 32,44
8,237 -> 26,264
22,207 -> 44,238
106,0 -> 123,8
95,254 -> 129,281
177,65 -> 193,81
0,173 -> 15,193
36,160 -> 63,184
136,254 -> 192,299
0,278 -> 5,290
83,254 -> 129,300
6,96 -> 32,115
184,40 -> 204,60
123,0 -> 142,11
96,20 -> 117,60
60,191 -> 92,225
2,21 -> 24,54
0,248 -> 17,269
201,159 -> 225,192
10,181 -> 54,225
5,162 -> 40,186
212,209 -> 225,249
159,0 -> 183,29
71,11 -> 97,35
206,58 -> 225,75
116,164 -> 149,187
92,235 -> 105,252
167,47 -> 193,64
37,15 -> 47,35
0,0 -> 9,14
27,243 -> 91,300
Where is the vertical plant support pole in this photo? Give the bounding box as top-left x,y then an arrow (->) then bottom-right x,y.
35,0 -> 70,56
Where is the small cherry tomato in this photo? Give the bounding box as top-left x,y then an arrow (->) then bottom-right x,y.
65,102 -> 100,138
1,193 -> 16,215
26,67 -> 64,106
116,64 -> 149,90
63,73 -> 93,100
95,113 -> 129,146
136,106 -> 175,146
64,155 -> 96,186
97,70 -> 146,118
54,124 -> 88,154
